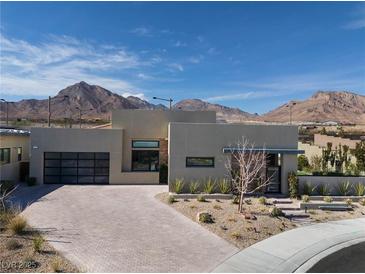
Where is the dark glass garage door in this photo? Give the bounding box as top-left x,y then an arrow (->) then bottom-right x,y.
44,152 -> 109,184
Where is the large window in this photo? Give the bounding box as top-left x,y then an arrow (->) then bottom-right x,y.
17,147 -> 22,161
132,140 -> 159,148
186,157 -> 215,167
132,150 -> 159,171
0,148 -> 11,165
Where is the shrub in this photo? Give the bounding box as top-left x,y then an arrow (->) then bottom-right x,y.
232,195 -> 240,204
317,184 -> 331,196
353,183 -> 365,196
288,172 -> 298,198
345,198 -> 353,206
7,215 -> 27,234
197,195 -> 206,202
302,195 -> 310,203
298,155 -> 310,171
171,178 -> 184,194
269,206 -> 283,217
33,235 -> 44,253
167,196 -> 176,204
302,182 -> 316,196
159,164 -> 168,184
203,178 -> 216,194
5,239 -> 21,250
27,177 -> 37,187
258,196 -> 266,205
197,212 -> 213,223
231,232 -> 242,239
337,181 -> 352,196
189,181 -> 199,194
323,196 -> 333,203
213,204 -> 222,210
359,198 -> 365,206
51,258 -> 63,273
218,179 -> 230,194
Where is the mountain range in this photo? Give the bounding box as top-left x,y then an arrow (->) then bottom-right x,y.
1,81 -> 364,124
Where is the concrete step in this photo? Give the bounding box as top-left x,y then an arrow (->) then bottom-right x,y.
282,210 -> 310,218
276,205 -> 301,211
273,198 -> 293,205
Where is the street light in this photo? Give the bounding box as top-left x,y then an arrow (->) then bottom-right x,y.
48,95 -> 69,127
75,107 -> 93,128
152,96 -> 173,110
286,102 -> 297,125
0,99 -> 11,126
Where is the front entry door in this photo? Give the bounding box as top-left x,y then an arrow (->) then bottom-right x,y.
266,166 -> 281,193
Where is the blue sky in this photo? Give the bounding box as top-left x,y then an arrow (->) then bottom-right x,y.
1,2 -> 364,113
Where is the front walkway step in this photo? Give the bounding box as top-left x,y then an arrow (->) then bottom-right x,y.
272,198 -> 293,204
282,210 -> 310,218
276,204 -> 301,211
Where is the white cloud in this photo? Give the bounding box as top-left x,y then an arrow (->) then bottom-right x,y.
130,26 -> 152,37
137,73 -> 153,80
169,63 -> 184,72
207,47 -> 219,55
173,40 -> 187,47
121,92 -> 146,100
343,18 -> 365,30
188,55 -> 204,64
0,33 -> 148,97
205,92 -> 270,102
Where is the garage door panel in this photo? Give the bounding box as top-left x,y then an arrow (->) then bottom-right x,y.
44,152 -> 109,184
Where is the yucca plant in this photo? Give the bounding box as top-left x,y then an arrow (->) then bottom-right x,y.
203,177 -> 216,194
302,182 -> 316,196
353,183 -> 365,196
317,184 -> 331,196
218,179 -> 230,194
337,181 -> 352,196
189,181 -> 199,194
172,178 -> 184,194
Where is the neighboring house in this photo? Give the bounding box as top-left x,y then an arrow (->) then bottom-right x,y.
0,128 -> 30,182
29,110 -> 302,194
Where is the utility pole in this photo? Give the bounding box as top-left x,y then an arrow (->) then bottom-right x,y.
286,102 -> 297,125
152,96 -> 173,110
0,99 -> 10,126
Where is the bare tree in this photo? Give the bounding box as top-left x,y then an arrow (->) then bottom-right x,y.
0,184 -> 17,210
225,137 -> 273,213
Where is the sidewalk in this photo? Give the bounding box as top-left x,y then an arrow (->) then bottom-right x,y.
213,218 -> 365,273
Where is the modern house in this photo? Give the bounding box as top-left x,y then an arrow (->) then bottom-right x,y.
29,110 -> 302,194
0,128 -> 30,182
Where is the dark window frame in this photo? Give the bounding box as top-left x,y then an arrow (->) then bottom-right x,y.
131,150 -> 159,172
0,148 -> 11,165
132,140 -> 160,149
17,147 -> 22,161
186,157 -> 215,168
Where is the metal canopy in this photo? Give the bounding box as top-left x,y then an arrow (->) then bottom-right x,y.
222,148 -> 305,154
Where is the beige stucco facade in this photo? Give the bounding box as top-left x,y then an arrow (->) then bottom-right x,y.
0,134 -> 30,182
29,110 -> 300,194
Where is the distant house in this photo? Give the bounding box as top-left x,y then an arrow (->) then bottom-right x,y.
29,110 -> 302,194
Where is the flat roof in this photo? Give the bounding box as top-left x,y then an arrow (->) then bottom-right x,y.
0,128 -> 30,136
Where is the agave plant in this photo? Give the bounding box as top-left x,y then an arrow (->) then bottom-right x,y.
317,184 -> 331,196
189,181 -> 199,194
172,178 -> 184,194
203,177 -> 216,194
302,182 -> 316,196
353,183 -> 365,196
336,181 -> 352,196
218,178 -> 231,194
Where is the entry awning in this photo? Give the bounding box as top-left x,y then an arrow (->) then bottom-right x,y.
222,148 -> 305,154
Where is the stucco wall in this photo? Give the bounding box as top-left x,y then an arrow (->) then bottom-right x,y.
111,110 -> 216,172
30,128 -> 124,184
0,135 -> 30,182
314,134 -> 359,149
298,176 -> 365,195
168,123 -> 299,194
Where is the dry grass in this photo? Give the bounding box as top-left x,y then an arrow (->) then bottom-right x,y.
7,215 -> 27,235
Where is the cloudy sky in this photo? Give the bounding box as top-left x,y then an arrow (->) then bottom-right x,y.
1,2 -> 364,113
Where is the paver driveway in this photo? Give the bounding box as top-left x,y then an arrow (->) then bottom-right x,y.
15,185 -> 238,272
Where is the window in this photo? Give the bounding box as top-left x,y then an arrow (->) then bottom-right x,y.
17,147 -> 22,161
0,148 -> 11,165
132,150 -> 159,171
132,140 -> 159,148
186,157 -> 215,167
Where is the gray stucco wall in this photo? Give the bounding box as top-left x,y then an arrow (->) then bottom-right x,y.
30,128 -> 124,184
168,123 -> 299,194
111,110 -> 216,172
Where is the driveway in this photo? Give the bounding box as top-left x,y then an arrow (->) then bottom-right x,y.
13,185 -> 238,272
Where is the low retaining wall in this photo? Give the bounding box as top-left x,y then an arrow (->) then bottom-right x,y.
298,176 -> 365,195
169,193 -> 233,200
